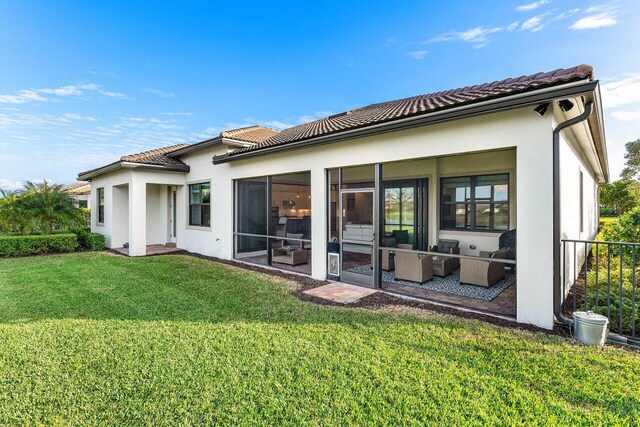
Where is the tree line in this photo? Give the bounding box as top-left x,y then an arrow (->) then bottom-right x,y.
600,138 -> 640,217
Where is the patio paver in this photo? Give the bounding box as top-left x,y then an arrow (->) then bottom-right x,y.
113,244 -> 183,256
304,283 -> 377,304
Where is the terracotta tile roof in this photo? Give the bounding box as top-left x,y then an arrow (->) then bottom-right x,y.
231,64 -> 594,155
220,125 -> 280,143
61,181 -> 91,194
78,143 -> 190,177
80,65 -> 596,178
120,143 -> 190,167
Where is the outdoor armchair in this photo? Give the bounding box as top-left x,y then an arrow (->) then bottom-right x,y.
460,248 -> 509,287
394,244 -> 433,283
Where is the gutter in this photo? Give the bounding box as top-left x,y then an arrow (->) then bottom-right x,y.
213,79 -> 599,164
78,161 -> 190,181
167,137 -> 223,157
167,137 -> 255,158
553,101 -> 594,326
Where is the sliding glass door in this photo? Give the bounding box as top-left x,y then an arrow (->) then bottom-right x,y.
234,172 -> 312,275
236,178 -> 268,257
384,179 -> 428,250
327,166 -> 430,288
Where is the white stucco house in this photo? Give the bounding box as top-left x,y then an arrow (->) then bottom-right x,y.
61,181 -> 91,208
78,64 -> 608,330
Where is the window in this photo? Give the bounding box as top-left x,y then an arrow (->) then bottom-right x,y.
97,188 -> 105,224
440,174 -> 509,231
189,183 -> 211,227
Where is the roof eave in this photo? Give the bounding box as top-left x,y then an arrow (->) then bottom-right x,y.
78,161 -> 190,181
221,138 -> 258,147
589,83 -> 609,183
166,137 -> 223,158
213,79 -> 599,165
166,136 -> 258,159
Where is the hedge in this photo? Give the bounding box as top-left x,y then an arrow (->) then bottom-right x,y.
83,233 -> 106,251
74,228 -> 106,251
0,234 -> 79,257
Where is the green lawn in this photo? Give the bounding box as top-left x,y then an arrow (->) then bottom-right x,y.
0,253 -> 639,425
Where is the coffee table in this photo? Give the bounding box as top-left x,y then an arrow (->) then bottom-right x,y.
272,246 -> 308,266
432,255 -> 459,277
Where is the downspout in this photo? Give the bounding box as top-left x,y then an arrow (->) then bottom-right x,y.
553,101 -> 594,326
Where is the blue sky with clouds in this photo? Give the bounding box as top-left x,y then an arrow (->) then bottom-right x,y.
0,0 -> 638,189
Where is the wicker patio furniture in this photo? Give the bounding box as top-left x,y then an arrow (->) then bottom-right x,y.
429,239 -> 461,275
272,246 -> 308,266
460,248 -> 509,287
271,233 -> 308,266
394,244 -> 433,283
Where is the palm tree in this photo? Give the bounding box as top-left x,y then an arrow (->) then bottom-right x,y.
0,181 -> 84,235
0,188 -> 33,234
17,181 -> 85,234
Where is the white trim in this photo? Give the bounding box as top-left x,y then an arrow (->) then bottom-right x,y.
186,225 -> 212,232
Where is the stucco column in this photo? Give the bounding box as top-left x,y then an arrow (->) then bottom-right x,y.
129,177 -> 147,256
516,130 -> 555,329
310,167 -> 327,280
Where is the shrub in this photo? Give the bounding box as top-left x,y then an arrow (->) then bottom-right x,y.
84,233 -> 105,251
0,234 -> 78,257
597,206 -> 640,243
579,207 -> 640,335
73,228 -> 105,251
585,267 -> 640,335
599,207 -> 616,217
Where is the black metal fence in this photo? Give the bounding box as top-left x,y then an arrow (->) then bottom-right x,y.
562,239 -> 640,345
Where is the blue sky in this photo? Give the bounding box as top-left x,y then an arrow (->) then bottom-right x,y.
0,0 -> 639,189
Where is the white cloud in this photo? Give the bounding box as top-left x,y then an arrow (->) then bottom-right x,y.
0,83 -> 128,104
407,50 -> 428,59
601,75 -> 640,109
0,178 -> 22,191
552,8 -> 580,21
99,90 -> 128,99
384,37 -> 398,47
520,15 -> 546,32
0,90 -> 47,104
38,85 -> 84,96
297,111 -> 332,124
585,5 -> 611,14
254,120 -> 294,130
142,88 -> 175,98
569,12 -> 617,30
63,113 -> 97,121
611,110 -> 640,121
0,112 -> 87,129
160,112 -> 194,116
507,21 -> 520,31
195,111 -> 333,141
516,0 -> 549,12
427,26 -> 502,48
